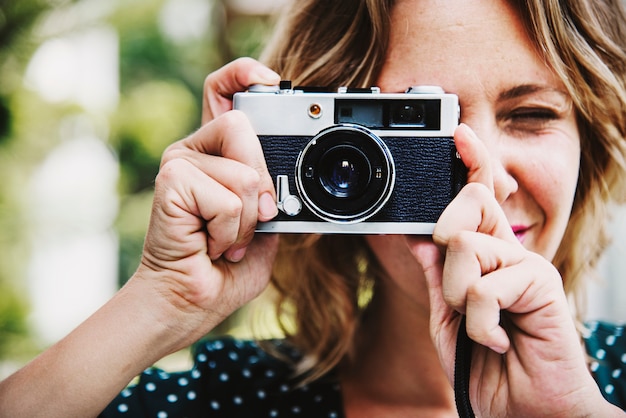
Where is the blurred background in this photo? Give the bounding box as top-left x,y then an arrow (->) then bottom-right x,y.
0,0 -> 287,377
0,0 -> 625,380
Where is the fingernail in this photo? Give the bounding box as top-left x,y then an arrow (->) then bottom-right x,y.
259,192 -> 278,220
489,345 -> 507,355
459,123 -> 478,141
257,67 -> 281,83
228,247 -> 247,263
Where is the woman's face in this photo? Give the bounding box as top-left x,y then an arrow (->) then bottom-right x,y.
370,0 -> 580,264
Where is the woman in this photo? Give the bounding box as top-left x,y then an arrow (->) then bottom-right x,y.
1,0 -> 625,416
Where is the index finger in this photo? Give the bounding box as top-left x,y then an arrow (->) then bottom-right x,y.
202,58 -> 281,124
433,182 -> 518,246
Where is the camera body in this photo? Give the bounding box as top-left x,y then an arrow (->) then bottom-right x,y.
233,82 -> 466,234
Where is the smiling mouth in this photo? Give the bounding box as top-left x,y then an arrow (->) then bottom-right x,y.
511,225 -> 529,243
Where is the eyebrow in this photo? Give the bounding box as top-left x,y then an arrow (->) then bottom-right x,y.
497,84 -> 570,102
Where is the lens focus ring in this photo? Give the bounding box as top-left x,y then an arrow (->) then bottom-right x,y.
295,124 -> 395,223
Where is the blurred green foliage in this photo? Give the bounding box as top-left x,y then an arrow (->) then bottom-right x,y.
0,0 -> 278,365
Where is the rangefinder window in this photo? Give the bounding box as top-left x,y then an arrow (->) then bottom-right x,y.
335,100 -> 384,128
335,99 -> 441,130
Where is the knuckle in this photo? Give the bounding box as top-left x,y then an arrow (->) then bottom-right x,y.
465,321 -> 490,343
466,279 -> 494,305
160,143 -> 188,167
218,109 -> 250,129
446,230 -> 476,254
210,111 -> 254,143
236,167 -> 262,195
203,71 -> 217,92
236,228 -> 256,247
221,195 -> 244,220
232,56 -> 256,68
156,158 -> 186,184
461,182 -> 492,201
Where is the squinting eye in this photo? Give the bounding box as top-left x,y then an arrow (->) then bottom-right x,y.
510,108 -> 559,122
503,107 -> 561,134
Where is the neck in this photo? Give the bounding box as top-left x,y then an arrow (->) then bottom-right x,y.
340,276 -> 456,417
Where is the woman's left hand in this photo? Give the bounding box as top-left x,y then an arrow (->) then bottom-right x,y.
407,124 -> 619,416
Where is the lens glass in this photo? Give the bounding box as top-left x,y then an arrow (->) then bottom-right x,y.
319,145 -> 370,198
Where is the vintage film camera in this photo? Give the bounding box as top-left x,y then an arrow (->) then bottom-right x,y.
233,81 -> 466,234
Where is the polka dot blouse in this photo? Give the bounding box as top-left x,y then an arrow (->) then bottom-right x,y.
99,338 -> 343,417
100,322 -> 625,417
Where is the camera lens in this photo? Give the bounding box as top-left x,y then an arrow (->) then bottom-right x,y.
296,125 -> 395,223
319,145 -> 370,198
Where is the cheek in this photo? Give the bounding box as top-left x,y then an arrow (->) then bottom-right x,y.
520,140 -> 580,255
531,153 -> 579,211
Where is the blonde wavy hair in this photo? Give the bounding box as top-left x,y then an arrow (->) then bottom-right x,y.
257,0 -> 626,381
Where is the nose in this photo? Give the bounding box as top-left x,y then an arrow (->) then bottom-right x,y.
491,151 -> 519,204
461,116 -> 519,204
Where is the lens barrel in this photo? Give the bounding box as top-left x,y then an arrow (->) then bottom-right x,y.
296,124 -> 395,223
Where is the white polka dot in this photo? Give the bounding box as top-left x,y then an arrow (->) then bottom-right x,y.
621,353 -> 626,364
257,390 -> 266,399
280,384 -> 289,392
167,394 -> 178,403
211,400 -> 220,410
314,395 -> 323,402
158,371 -> 170,379
242,368 -> 251,378
187,391 -> 196,400
178,377 -> 188,386
606,384 -> 615,395
590,361 -> 600,372
612,369 -> 622,378
209,361 -> 217,369
265,369 -> 275,378
157,412 -> 168,418
292,406 -> 301,413
329,412 -> 338,418
117,403 -> 128,413
213,340 -> 224,350
191,369 -> 201,379
606,335 -> 617,346
219,372 -> 229,382
229,351 -> 239,361
234,396 -> 243,405
596,349 -> 606,360
249,356 -> 259,364
197,353 -> 208,362
145,382 -> 157,392
121,389 -> 131,398
269,410 -> 278,417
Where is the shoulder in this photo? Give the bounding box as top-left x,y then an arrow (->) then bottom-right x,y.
584,321 -> 626,410
100,337 -> 344,418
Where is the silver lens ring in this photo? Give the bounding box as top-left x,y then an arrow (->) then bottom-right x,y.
295,124 -> 396,223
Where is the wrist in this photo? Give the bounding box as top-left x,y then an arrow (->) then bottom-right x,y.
123,267 -> 226,355
571,380 -> 625,418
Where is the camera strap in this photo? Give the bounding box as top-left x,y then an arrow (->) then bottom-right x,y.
454,315 -> 476,418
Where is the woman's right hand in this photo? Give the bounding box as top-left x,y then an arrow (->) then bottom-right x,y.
0,59 -> 284,418
133,58 -> 282,348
